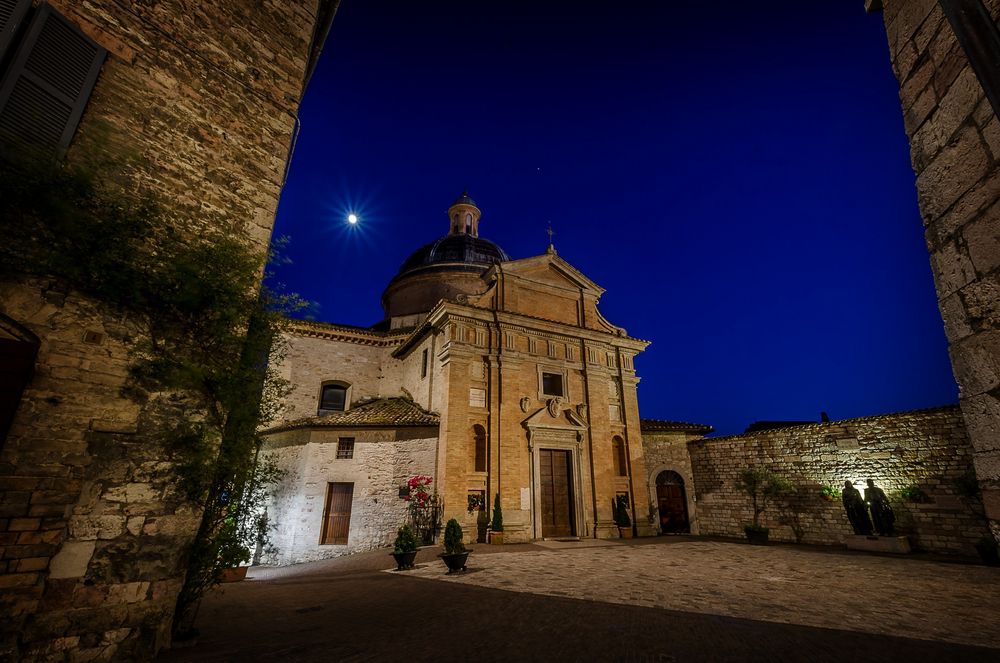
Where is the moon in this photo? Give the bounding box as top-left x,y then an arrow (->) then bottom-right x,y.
348,213 -> 358,224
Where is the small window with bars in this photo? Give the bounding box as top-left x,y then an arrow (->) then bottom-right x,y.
336,438 -> 354,459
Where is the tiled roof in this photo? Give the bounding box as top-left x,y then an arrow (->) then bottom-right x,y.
261,397 -> 439,434
640,419 -> 714,434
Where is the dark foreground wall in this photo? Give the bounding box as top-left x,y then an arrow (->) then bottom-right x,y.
687,406 -> 990,554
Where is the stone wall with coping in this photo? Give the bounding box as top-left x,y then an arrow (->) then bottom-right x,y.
0,1 -> 326,660
876,0 -> 1000,540
263,426 -> 437,566
687,406 -> 989,554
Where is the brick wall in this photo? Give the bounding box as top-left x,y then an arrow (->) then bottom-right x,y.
0,1 -> 326,660
875,0 -> 1000,541
688,406 -> 989,554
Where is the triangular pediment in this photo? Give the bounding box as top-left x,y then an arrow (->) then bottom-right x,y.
489,252 -> 605,296
522,402 -> 589,432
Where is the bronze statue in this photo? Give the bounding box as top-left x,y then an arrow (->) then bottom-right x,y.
842,480 -> 873,535
865,479 -> 895,536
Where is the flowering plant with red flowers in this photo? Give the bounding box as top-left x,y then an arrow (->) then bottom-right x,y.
404,475 -> 442,544
405,475 -> 434,507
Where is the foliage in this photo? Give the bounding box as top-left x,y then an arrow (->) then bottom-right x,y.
819,485 -> 841,501
953,471 -> 982,501
778,487 -> 810,544
405,476 -> 441,545
899,484 -> 931,503
393,524 -> 418,554
0,157 -> 303,635
443,519 -> 466,555
467,493 -> 484,513
491,493 -> 504,532
743,523 -> 770,536
614,494 -> 632,528
736,466 -> 792,527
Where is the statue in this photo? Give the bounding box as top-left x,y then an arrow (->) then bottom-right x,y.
841,481 -> 872,535
865,479 -> 895,536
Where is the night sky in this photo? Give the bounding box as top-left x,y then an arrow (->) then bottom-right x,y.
267,1 -> 959,436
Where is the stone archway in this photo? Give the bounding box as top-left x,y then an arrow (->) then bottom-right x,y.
655,470 -> 690,534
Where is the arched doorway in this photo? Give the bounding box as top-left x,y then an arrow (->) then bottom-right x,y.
656,470 -> 689,534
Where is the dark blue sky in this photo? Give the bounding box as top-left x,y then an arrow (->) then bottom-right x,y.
269,0 -> 959,435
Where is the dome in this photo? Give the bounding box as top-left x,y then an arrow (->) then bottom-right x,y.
393,234 -> 509,279
452,191 -> 477,207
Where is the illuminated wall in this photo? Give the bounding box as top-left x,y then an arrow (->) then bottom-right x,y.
687,406 -> 989,555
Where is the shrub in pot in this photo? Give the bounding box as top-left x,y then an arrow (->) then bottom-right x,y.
736,466 -> 791,545
391,524 -> 418,570
614,494 -> 633,538
489,493 -> 504,544
440,518 -> 471,573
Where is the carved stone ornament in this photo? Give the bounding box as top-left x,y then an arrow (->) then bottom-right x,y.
576,403 -> 588,419
547,398 -> 561,418
520,396 -> 530,413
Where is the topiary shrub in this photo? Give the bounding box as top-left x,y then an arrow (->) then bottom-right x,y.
491,493 -> 504,532
444,518 -> 465,555
614,494 -> 631,528
393,524 -> 418,554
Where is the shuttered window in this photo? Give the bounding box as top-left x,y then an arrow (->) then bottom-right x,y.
0,0 -> 30,65
0,4 -> 106,158
320,482 -> 353,545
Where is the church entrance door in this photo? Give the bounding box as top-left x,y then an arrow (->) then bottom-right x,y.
539,449 -> 574,538
656,471 -> 689,533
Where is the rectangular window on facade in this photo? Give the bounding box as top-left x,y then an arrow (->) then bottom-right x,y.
336,438 -> 354,459
320,482 -> 354,545
0,4 -> 107,157
421,349 -> 428,378
319,384 -> 347,412
542,372 -> 564,397
469,387 -> 486,408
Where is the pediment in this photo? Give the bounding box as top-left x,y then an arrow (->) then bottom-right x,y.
490,253 -> 605,296
522,401 -> 589,432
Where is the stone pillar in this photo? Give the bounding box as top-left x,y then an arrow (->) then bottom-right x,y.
872,0 -> 1000,540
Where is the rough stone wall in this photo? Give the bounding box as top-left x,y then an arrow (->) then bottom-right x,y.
263,427 -> 437,565
877,0 -> 1000,540
641,431 -> 703,534
277,333 -> 389,421
0,1 -> 324,660
687,406 -> 989,554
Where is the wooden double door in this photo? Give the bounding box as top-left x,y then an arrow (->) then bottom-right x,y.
539,449 -> 574,538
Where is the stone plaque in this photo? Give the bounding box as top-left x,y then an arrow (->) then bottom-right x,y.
520,487 -> 530,511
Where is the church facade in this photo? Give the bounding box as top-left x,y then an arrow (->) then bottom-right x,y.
263,194 -> 674,563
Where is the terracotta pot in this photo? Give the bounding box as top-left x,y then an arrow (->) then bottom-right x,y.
219,566 -> 248,583
391,550 -> 417,570
489,532 -> 504,545
619,527 -> 633,539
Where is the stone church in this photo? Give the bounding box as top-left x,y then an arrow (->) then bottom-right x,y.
262,194 -> 709,564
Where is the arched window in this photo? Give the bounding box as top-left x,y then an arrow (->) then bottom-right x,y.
465,213 -> 473,234
473,424 -> 487,472
318,382 -> 349,413
612,436 -> 628,476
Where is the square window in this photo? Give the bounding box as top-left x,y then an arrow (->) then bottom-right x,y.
542,372 -> 564,397
336,438 -> 355,459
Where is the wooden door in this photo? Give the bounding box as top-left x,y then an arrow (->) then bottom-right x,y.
539,449 -> 574,538
0,337 -> 37,446
657,484 -> 689,533
320,482 -> 354,544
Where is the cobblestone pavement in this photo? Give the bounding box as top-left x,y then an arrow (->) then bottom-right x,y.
160,538 -> 1000,662
405,538 -> 1000,649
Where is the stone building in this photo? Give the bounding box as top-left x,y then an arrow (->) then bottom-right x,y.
263,194 -> 713,562
867,0 -> 1000,544
0,1 -> 336,660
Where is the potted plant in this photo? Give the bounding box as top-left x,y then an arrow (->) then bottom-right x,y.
440,518 -> 471,573
736,466 -> 791,545
615,494 -> 633,539
391,524 -> 419,570
489,493 -> 504,544
819,485 -> 840,502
